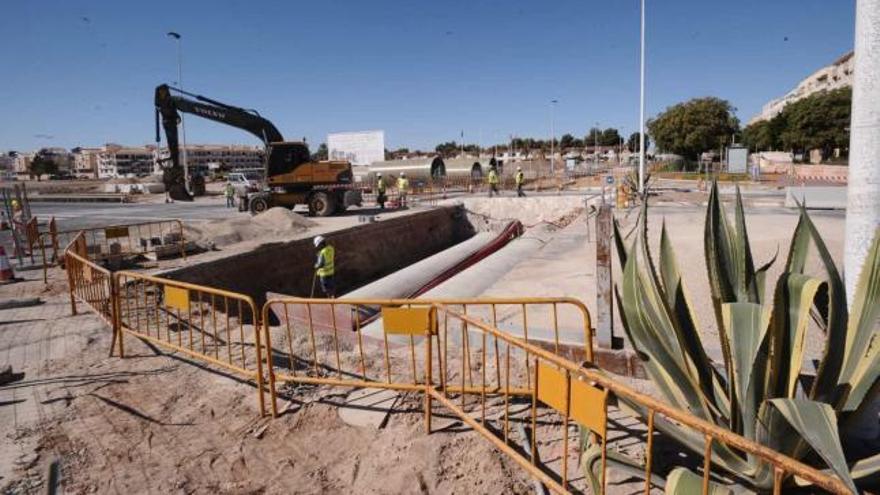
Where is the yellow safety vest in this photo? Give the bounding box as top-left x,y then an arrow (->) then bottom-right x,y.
377,178 -> 386,193
317,245 -> 335,278
488,170 -> 499,185
515,171 -> 524,185
225,184 -> 235,197
397,178 -> 409,191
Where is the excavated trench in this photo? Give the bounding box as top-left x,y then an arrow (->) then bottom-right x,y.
160,206 -> 492,308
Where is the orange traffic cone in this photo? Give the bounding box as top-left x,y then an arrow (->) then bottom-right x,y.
0,246 -> 14,282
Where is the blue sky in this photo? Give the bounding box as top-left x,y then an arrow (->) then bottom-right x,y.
0,0 -> 855,152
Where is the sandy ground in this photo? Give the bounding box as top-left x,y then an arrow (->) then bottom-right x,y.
0,190 -> 847,494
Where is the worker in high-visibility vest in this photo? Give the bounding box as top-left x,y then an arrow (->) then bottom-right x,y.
376,173 -> 387,210
397,172 -> 409,208
313,235 -> 336,298
487,167 -> 499,197
515,167 -> 525,197
224,182 -> 235,208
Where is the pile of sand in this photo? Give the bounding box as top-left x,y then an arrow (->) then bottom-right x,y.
184,207 -> 316,247
445,196 -> 587,227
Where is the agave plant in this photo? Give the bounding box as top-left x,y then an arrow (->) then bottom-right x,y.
582,182 -> 880,493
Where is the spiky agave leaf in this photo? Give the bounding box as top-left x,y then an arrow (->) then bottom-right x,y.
661,221 -> 728,420
782,204 -> 849,405
765,273 -> 827,399
620,203 -> 721,421
764,399 -> 858,494
838,228 -> 880,413
664,467 -> 735,495
721,302 -> 770,443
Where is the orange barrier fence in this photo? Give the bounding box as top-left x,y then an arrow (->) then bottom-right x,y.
112,271 -> 267,416
65,232 -> 116,327
260,297 -> 593,418
430,304 -> 849,495
61,260 -> 849,494
51,219 -> 186,266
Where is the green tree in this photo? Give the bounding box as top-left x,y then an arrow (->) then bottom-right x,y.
29,155 -> 57,181
599,128 -> 622,146
559,133 -> 576,149
647,97 -> 739,160
626,132 -> 651,153
584,127 -> 602,148
777,87 -> 850,160
741,119 -> 782,151
435,141 -> 459,157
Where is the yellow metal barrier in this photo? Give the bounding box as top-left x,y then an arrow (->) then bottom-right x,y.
432,304 -> 850,495
260,297 -> 592,415
64,232 -> 116,329
113,271 -> 267,416
52,219 -> 186,265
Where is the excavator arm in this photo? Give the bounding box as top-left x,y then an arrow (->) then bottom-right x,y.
154,84 -> 284,201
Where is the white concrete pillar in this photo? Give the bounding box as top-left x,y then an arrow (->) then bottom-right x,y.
845,0 -> 880,306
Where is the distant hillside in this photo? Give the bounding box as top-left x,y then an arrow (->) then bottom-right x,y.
748,52 -> 853,125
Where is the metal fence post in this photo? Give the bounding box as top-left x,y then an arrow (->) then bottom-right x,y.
595,205 -> 615,348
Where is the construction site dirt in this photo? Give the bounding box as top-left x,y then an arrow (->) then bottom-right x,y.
0,191 -> 847,494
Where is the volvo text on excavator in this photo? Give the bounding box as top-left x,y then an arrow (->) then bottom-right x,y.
154,84 -> 362,215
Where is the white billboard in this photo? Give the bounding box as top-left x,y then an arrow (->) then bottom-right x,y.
327,130 -> 385,166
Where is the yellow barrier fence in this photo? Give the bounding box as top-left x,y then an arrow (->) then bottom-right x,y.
260,297 -> 593,418
64,232 -> 116,328
430,303 -> 850,495
113,271 -> 268,416
52,219 -> 186,266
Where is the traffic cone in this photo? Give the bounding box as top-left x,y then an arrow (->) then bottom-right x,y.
0,246 -> 14,282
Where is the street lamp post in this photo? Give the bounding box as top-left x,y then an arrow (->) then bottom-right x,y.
594,122 -> 600,171
167,31 -> 189,191
550,99 -> 558,175
638,0 -> 646,194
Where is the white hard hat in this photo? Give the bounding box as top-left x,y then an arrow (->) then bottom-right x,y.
313,235 -> 325,248
400,172 -> 405,177
517,166 -> 522,171
376,172 -> 382,177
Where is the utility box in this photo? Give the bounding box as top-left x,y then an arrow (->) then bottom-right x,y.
727,145 -> 748,174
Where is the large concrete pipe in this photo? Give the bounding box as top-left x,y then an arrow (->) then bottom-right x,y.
341,232 -> 494,299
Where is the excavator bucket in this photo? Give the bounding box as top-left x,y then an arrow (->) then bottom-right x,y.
163,167 -> 193,202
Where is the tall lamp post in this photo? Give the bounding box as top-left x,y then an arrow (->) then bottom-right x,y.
638,0 -> 646,194
167,31 -> 189,191
550,99 -> 558,175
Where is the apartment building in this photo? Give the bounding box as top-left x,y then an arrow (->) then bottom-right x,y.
96,144 -> 157,178
72,147 -> 102,178
157,144 -> 264,176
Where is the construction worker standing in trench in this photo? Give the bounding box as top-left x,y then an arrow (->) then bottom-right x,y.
397,172 -> 409,208
487,166 -> 499,197
313,235 -> 336,298
376,173 -> 387,210
515,166 -> 525,197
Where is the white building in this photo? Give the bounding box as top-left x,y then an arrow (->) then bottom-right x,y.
328,130 -> 385,166
72,147 -> 101,178
156,144 -> 265,176
96,144 -> 157,178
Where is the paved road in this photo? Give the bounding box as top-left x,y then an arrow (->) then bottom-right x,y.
29,199 -> 245,231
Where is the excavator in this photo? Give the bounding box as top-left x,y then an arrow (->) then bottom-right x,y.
154,84 -> 361,215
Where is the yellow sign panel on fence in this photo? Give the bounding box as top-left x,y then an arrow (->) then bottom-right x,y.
105,226 -> 130,239
570,377 -> 608,438
164,286 -> 190,312
382,306 -> 436,335
536,361 -> 568,414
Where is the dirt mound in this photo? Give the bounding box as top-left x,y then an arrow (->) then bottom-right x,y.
445,196 -> 586,228
185,207 -> 316,247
